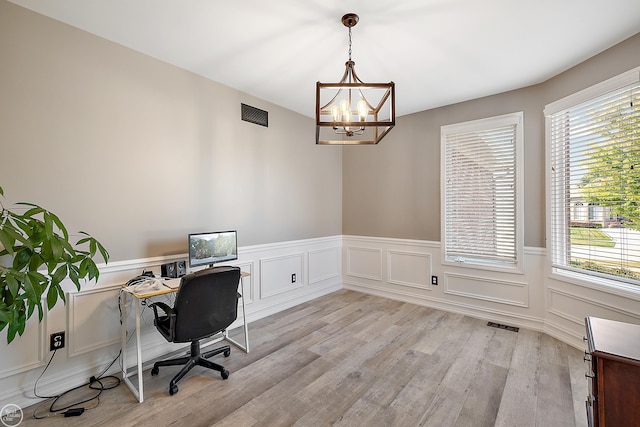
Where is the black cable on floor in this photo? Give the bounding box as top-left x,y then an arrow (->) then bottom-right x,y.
32,348 -> 121,419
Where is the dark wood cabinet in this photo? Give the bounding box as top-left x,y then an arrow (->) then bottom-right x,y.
585,317 -> 640,427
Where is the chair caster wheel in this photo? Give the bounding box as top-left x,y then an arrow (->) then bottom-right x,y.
151,366 -> 159,376
221,370 -> 230,380
169,385 -> 179,395
224,349 -> 231,357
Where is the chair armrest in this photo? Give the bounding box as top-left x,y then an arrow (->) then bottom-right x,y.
149,301 -> 174,318
149,302 -> 176,341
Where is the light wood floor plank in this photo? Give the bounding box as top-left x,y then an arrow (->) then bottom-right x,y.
18,290 -> 585,427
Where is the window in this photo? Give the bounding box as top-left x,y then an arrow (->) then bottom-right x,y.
546,67 -> 640,287
441,112 -> 524,271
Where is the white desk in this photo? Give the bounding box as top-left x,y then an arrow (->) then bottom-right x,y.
120,272 -> 250,403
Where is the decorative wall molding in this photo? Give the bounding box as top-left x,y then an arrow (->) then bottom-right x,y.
343,279 -> 545,332
308,247 -> 341,285
259,252 -> 304,298
0,311 -> 46,379
68,285 -> 123,357
387,250 -> 432,290
547,287 -> 640,326
346,246 -> 383,281
444,272 -> 529,308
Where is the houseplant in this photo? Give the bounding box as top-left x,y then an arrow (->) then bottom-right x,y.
0,186 -> 109,344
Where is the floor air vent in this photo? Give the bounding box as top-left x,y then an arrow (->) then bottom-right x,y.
241,103 -> 268,127
487,321 -> 519,332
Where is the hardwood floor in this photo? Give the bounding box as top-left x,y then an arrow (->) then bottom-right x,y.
20,290 -> 587,426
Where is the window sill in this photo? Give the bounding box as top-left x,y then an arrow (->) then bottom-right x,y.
550,268 -> 640,301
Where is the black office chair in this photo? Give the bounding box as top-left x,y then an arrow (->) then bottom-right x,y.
149,266 -> 241,395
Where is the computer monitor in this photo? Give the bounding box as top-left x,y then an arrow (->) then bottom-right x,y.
188,230 -> 238,269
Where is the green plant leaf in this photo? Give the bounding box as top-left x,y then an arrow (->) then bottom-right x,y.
3,224 -> 30,249
0,305 -> 10,324
26,271 -> 47,302
6,303 -> 25,343
59,238 -> 75,256
79,257 -> 89,278
46,283 -> 58,309
97,241 -> 110,263
16,306 -> 26,336
48,211 -> 69,241
0,186 -> 4,197
28,252 -> 45,272
26,299 -> 36,318
20,204 -> 44,219
86,259 -> 98,281
44,212 -> 53,240
68,265 -> 80,288
0,228 -> 15,256
7,320 -> 18,343
49,236 -> 63,260
21,274 -> 37,304
13,247 -> 32,270
6,274 -> 19,297
57,284 -> 66,304
51,264 -> 67,286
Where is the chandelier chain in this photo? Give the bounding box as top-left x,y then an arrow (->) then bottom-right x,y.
348,27 -> 352,62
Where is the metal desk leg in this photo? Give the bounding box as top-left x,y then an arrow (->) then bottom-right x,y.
134,299 -> 143,401
120,292 -> 128,386
121,292 -> 144,402
224,275 -> 249,353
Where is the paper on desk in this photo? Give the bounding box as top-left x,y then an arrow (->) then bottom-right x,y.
163,278 -> 181,289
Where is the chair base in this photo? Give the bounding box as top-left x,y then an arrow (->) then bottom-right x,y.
151,340 -> 231,395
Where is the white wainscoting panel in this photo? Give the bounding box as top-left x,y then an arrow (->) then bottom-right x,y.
548,287 -> 640,326
68,285 -> 123,357
259,253 -> 304,298
387,250 -> 432,290
444,272 -> 529,308
0,314 -> 45,379
308,247 -> 341,285
346,246 -> 383,281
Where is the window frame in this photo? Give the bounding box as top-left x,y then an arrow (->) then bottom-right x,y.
544,66 -> 640,292
441,111 -> 525,273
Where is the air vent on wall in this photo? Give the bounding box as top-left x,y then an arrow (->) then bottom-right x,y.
241,103 -> 268,127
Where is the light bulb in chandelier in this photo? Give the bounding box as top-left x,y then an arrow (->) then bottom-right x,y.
330,97 -> 369,136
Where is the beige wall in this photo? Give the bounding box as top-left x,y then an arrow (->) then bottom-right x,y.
343,32 -> 640,248
2,1 -> 638,259
0,1 -> 342,262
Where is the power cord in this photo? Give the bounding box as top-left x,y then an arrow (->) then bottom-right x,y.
32,348 -> 121,419
32,269 -> 162,419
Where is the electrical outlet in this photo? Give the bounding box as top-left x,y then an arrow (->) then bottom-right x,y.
291,273 -> 296,283
431,275 -> 438,285
50,331 -> 65,351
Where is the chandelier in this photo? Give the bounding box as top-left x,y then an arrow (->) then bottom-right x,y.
316,13 -> 395,145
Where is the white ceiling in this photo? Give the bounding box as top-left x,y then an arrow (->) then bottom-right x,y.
9,0 -> 640,118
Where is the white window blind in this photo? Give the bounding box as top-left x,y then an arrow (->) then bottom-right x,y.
548,78 -> 640,285
442,112 -> 523,269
